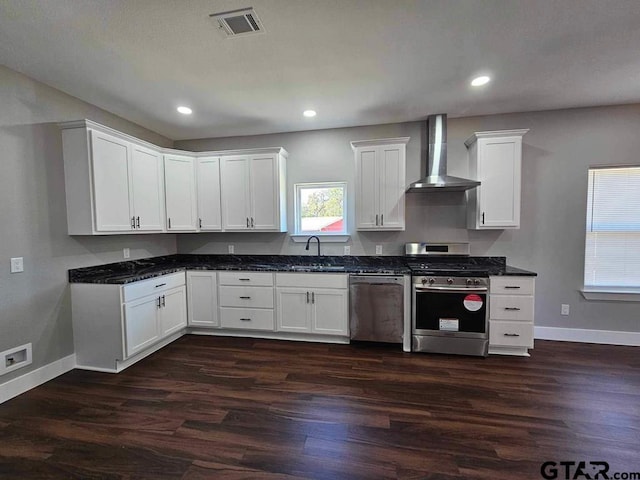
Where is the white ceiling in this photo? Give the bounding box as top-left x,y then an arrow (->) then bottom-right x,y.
2,0 -> 640,140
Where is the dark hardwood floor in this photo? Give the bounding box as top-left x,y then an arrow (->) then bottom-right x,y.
1,335 -> 639,479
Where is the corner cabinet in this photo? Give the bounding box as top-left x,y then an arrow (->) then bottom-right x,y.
220,150 -> 287,232
71,272 -> 187,372
352,137 -> 409,231
61,121 -> 165,234
164,153 -> 198,232
465,130 -> 528,229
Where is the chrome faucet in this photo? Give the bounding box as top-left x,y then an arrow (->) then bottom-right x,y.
305,235 -> 321,257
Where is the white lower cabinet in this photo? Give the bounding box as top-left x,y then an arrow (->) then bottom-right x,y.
276,273 -> 349,337
187,271 -> 219,327
488,276 -> 535,356
71,272 -> 187,372
218,271 -> 276,331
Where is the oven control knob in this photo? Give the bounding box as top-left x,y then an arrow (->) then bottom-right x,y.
447,278 -> 454,285
421,278 -> 427,285
466,278 -> 473,286
429,277 -> 436,284
474,279 -> 481,286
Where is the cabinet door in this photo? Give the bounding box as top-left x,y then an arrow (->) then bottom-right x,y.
477,138 -> 521,229
197,157 -> 222,231
159,286 -> 187,337
249,154 -> 279,230
187,271 -> 219,327
311,289 -> 348,336
221,156 -> 250,230
130,144 -> 164,231
165,155 -> 198,231
90,130 -> 133,232
355,147 -> 379,229
123,295 -> 160,357
378,145 -> 405,230
276,288 -> 311,333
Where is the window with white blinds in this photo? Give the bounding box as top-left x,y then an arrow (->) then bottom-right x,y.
584,166 -> 640,288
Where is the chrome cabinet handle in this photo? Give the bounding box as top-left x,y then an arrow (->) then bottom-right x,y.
504,307 -> 521,311
503,333 -> 520,337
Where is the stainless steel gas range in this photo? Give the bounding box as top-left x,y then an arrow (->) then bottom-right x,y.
406,243 -> 489,357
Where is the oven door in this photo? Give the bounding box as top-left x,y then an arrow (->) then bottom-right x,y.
412,285 -> 488,339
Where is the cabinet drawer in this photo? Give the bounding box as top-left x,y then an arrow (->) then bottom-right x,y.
490,276 -> 534,295
276,273 -> 348,289
218,271 -> 274,286
219,286 -> 274,308
219,307 -> 274,330
489,320 -> 533,348
122,272 -> 186,302
490,295 -> 534,321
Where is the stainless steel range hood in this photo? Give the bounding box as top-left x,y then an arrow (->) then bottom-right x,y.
407,114 -> 480,192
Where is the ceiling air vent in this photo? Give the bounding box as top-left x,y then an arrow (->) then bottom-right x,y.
210,7 -> 264,37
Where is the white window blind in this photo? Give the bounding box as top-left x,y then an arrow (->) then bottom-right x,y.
584,166 -> 640,288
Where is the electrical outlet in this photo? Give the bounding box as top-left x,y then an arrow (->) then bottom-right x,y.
344,246 -> 351,255
375,245 -> 383,255
10,257 -> 24,273
123,248 -> 130,259
561,304 -> 570,316
228,245 -> 235,254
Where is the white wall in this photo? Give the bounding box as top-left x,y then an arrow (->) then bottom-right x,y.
176,104 -> 640,334
0,66 -> 177,384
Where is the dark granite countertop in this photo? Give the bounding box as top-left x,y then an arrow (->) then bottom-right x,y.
68,254 -> 537,284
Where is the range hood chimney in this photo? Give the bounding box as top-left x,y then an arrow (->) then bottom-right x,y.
407,114 -> 480,192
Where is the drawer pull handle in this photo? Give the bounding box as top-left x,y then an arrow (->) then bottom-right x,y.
240,318 -> 251,321
504,286 -> 521,289
504,307 -> 521,311
161,295 -> 166,307
239,278 -> 251,281
155,283 -> 167,288
239,296 -> 251,299
503,333 -> 520,337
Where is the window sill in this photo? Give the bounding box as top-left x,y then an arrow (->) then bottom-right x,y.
290,234 -> 350,243
580,287 -> 640,302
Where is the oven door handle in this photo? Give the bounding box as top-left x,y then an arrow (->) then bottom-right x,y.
414,285 -> 488,293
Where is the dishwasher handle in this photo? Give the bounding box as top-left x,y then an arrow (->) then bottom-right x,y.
349,275 -> 404,285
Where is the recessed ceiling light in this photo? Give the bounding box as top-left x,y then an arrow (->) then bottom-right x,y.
177,106 -> 193,115
470,76 -> 491,87
303,110 -> 317,118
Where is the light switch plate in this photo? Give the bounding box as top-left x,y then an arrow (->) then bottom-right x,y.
123,248 -> 130,259
10,257 -> 24,273
228,245 -> 235,254
376,245 -> 383,255
344,246 -> 351,255
561,304 -> 570,316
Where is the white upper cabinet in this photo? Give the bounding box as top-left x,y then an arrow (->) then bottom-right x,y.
352,137 -> 409,231
220,149 -> 287,232
196,157 -> 222,231
164,154 -> 198,232
466,130 -> 528,230
61,122 -> 165,234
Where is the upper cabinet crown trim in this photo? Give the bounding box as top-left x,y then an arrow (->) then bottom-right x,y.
350,137 -> 410,150
58,119 -> 288,158
464,129 -> 529,147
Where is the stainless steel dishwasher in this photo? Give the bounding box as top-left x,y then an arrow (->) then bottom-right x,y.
349,275 -> 405,343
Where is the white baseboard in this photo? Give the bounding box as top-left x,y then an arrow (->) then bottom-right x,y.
0,353 -> 76,404
535,326 -> 640,346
